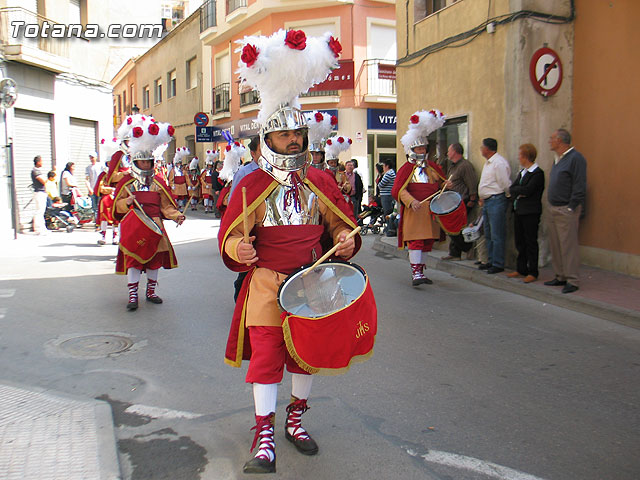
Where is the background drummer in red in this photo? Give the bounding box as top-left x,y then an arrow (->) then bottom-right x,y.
393,110 -> 447,286
218,30 -> 361,474
200,150 -> 219,214
112,115 -> 185,311
169,147 -> 189,210
186,157 -> 201,211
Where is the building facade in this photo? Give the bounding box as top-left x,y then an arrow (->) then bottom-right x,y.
397,0 -> 639,276
200,0 -> 397,195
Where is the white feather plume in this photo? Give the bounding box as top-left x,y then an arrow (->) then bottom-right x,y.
205,149 -> 220,164
400,110 -> 446,154
128,117 -> 174,156
152,143 -> 168,161
324,135 -> 352,160
174,147 -> 190,164
306,111 -> 335,146
219,142 -> 247,182
189,157 -> 199,170
236,30 -> 340,124
100,137 -> 120,160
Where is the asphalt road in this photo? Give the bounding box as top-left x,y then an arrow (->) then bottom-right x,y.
0,216 -> 638,480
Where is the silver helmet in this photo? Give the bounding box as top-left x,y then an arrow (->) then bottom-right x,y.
130,151 -> 155,186
407,136 -> 429,166
258,104 -> 311,186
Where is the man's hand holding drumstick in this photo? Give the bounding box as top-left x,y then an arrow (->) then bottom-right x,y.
237,187 -> 259,266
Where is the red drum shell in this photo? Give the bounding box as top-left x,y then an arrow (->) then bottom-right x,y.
430,191 -> 467,234
119,209 -> 163,263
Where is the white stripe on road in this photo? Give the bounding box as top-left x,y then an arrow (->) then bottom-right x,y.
407,449 -> 548,480
124,404 -> 202,420
0,307 -> 5,319
0,289 -> 16,298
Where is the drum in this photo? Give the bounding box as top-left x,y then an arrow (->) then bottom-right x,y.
277,260 -> 377,375
119,208 -> 163,263
429,190 -> 467,234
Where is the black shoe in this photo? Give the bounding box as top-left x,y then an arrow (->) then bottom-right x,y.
544,279 -> 567,286
562,283 -> 579,294
422,276 -> 433,285
146,295 -> 163,304
478,263 -> 492,270
243,456 -> 276,474
285,430 -> 319,456
126,301 -> 138,311
386,231 -> 397,237
486,266 -> 504,274
474,261 -> 482,265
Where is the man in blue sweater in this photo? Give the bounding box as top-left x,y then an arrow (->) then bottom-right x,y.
544,129 -> 587,294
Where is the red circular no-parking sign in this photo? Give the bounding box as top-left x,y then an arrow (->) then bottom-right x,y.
529,47 -> 563,97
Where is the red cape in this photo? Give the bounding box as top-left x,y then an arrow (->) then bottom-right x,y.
111,174 -> 176,222
218,166 -> 362,367
391,160 -> 446,248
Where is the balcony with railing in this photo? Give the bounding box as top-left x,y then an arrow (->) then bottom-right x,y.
199,0 -> 217,43
226,0 -> 248,22
213,83 -> 231,115
360,59 -> 396,103
0,7 -> 71,73
239,89 -> 260,108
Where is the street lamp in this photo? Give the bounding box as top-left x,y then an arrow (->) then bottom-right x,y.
132,104 -> 140,115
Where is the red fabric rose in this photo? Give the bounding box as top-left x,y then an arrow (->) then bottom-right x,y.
241,44 -> 259,67
141,116 -> 146,121
429,110 -> 436,116
410,114 -> 420,124
100,138 -> 105,144
337,137 -> 344,144
314,112 -> 324,123
127,117 -> 132,125
234,141 -> 240,147
113,137 -> 117,142
326,139 -> 332,145
148,123 -> 159,135
285,30 -> 306,50
348,138 -> 352,144
226,145 -> 231,152
328,36 -> 342,58
167,125 -> 175,136
330,115 -> 338,126
132,127 -> 143,138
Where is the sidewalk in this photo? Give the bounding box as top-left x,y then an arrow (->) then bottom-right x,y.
373,235 -> 640,329
0,381 -> 121,480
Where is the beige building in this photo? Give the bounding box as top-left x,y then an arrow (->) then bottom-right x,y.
396,0 -> 639,276
112,8 -> 209,165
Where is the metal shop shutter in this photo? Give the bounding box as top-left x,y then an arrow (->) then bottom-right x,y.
68,117 -> 97,197
13,109 -> 53,231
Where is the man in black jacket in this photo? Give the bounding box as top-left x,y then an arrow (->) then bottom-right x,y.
346,159 -> 364,218
508,144 -> 545,282
544,129 -> 587,294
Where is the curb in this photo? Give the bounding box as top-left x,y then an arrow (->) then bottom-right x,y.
0,380 -> 122,480
373,236 -> 640,330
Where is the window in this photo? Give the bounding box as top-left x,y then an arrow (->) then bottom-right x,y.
168,70 -> 177,98
142,86 -> 150,109
117,95 -> 121,116
130,84 -> 134,109
186,57 -> 197,90
154,78 -> 162,104
415,0 -> 448,21
123,90 -> 127,113
434,116 -> 468,169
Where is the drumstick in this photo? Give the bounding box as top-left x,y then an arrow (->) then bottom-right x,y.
302,226 -> 361,277
123,186 -> 145,212
242,187 -> 250,244
420,175 -> 452,205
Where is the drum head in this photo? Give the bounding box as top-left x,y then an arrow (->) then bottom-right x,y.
430,191 -> 462,215
278,261 -> 367,318
134,208 -> 163,235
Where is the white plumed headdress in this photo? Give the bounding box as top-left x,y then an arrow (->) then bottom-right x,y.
219,141 -> 247,182
189,157 -> 199,170
205,149 -> 219,165
306,111 -> 336,152
174,147 -> 190,164
324,135 -> 352,161
400,110 -> 446,154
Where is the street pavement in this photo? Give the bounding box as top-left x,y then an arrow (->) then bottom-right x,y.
0,216 -> 638,480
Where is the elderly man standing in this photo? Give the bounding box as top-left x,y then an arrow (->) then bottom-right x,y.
544,128 -> 587,294
442,143 -> 478,261
477,138 -> 511,274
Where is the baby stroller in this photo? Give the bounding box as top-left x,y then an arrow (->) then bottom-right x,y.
358,200 -> 386,235
71,188 -> 94,227
45,204 -> 78,233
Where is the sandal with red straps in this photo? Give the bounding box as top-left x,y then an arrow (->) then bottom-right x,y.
243,413 -> 276,474
285,397 -> 318,456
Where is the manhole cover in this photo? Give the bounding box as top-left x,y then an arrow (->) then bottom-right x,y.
59,334 -> 134,358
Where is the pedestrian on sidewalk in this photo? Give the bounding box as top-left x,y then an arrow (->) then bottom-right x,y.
507,143 -> 545,283
378,158 -> 396,235
477,138 -> 511,274
544,128 -> 587,294
394,110 -> 447,286
45,170 -> 58,207
345,159 -> 363,218
442,143 -> 478,261
59,162 -> 78,212
31,156 -> 48,234
85,152 -> 101,222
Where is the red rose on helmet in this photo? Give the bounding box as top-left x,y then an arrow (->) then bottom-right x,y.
234,141 -> 240,147
348,138 -> 352,144
337,137 -> 344,144
241,44 -> 259,67
330,115 -> 338,126
326,139 -> 332,146
314,112 -> 324,123
101,138 -> 105,144
429,110 -> 436,116
226,145 -> 232,152
167,125 -> 175,136
132,127 -> 143,138
127,117 -> 132,125
328,36 -> 342,58
285,30 -> 306,50
148,123 -> 159,135
410,115 -> 420,124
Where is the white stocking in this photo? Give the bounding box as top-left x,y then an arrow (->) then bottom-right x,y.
253,383 -> 278,416
408,249 -> 422,265
291,373 -> 313,400
146,268 -> 159,282
127,268 -> 141,284
100,220 -> 107,231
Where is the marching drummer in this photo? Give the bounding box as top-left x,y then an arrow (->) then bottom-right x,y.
186,157 -> 201,211
218,30 -> 363,474
392,110 -> 447,286
200,150 -> 219,214
169,147 -> 189,210
112,115 -> 184,311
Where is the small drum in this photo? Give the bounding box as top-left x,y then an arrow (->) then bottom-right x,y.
277,260 -> 377,375
429,190 -> 467,234
119,208 -> 163,263
462,215 -> 483,243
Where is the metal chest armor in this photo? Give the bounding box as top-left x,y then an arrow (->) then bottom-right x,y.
411,165 -> 430,184
262,182 -> 321,226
